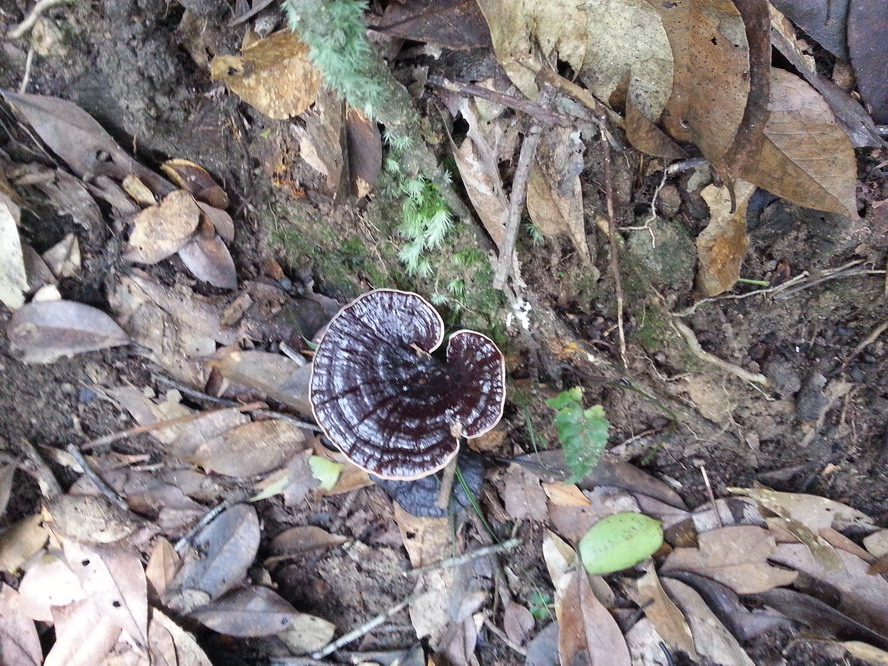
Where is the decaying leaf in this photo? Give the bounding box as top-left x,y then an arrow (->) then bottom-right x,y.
375,0 -> 493,50
740,68 -> 858,218
526,126 -> 591,264
42,232 -> 81,279
149,608 -> 213,666
211,30 -> 322,119
45,599 -> 122,666
146,538 -> 180,600
47,494 -> 143,544
637,563 -> 698,660
625,99 -> 688,159
0,514 -> 49,573
190,586 -> 304,637
7,298 -> 129,364
696,180 -> 755,296
729,486 -> 878,533
124,190 -> 202,265
187,419 -> 309,477
0,583 -> 42,666
296,86 -> 346,194
178,233 -> 238,290
454,132 -> 508,248
662,525 -> 798,594
0,192 -> 28,310
209,349 -> 312,413
503,463 -> 548,522
268,526 -> 348,560
555,567 -> 631,665
161,159 -> 230,209
346,107 -> 383,198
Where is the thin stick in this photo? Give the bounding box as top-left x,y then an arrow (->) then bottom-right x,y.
671,318 -> 771,387
8,0 -> 77,39
18,46 -> 34,94
675,272 -> 810,317
311,594 -> 417,660
405,538 -> 521,578
428,76 -> 573,128
175,497 -> 240,553
483,616 -> 528,656
14,438 -> 62,499
699,465 -> 723,529
493,87 -> 551,289
81,401 -> 265,451
601,115 -> 628,367
65,443 -> 128,511
435,457 -> 458,511
843,320 -> 888,366
154,375 -> 243,407
254,410 -> 323,432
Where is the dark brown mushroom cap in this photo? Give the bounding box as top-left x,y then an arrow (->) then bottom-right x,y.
309,289 -> 505,480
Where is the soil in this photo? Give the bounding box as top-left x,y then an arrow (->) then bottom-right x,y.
0,1 -> 886,665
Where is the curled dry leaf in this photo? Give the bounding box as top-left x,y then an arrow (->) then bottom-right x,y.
187,419 -> 309,477
197,201 -> 235,243
149,608 -> 212,666
47,494 -> 143,544
0,192 -> 28,310
0,514 -> 49,573
7,299 -> 129,364
555,567 -> 631,666
124,190 -> 202,265
637,563 -> 698,660
0,583 -> 42,666
189,585 -> 304,637
178,234 -> 238,290
211,30 -> 322,119
740,68 -> 858,218
269,526 -> 348,559
160,159 -> 230,209
454,132 -> 508,248
45,600 -> 121,666
145,538 -> 180,600
662,525 -> 798,594
696,180 -> 755,296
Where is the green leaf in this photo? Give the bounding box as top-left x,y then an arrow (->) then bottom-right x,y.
579,513 -> 663,575
545,387 -> 610,482
309,456 -> 343,491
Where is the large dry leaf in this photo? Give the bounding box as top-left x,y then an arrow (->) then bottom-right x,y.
771,543 -> 888,636
296,86 -> 346,195
477,0 -> 673,118
47,494 -> 143,544
62,540 -> 149,648
625,99 -> 688,158
526,125 -> 591,264
555,568 -> 631,666
662,525 -> 798,594
168,504 -> 260,610
268,526 -> 348,559
0,514 -> 49,572
847,0 -> 888,124
209,349 -> 312,413
0,91 -> 175,196
0,192 -> 27,310
637,563 -> 698,660
149,608 -> 213,666
187,419 -> 309,477
503,463 -> 548,522
0,584 -> 42,666
454,135 -> 508,248
189,586 -> 304,637
7,299 -> 129,364
160,159 -> 230,210
729,487 -> 877,532
375,0 -> 492,50
177,234 -> 238,290
124,190 -> 202,265
696,180 -> 755,296
210,31 -> 321,119
740,68 -> 858,218
45,600 -> 122,666
662,578 -> 755,666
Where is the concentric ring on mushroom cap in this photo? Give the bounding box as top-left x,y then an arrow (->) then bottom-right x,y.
309,289 -> 506,480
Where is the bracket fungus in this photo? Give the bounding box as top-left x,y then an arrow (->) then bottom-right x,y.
310,289 -> 505,480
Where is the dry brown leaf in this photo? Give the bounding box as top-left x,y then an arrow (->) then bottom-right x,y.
766,516 -> 843,572
624,617 -> 670,665
209,349 -> 312,413
478,0 -> 673,117
145,538 -> 180,600
121,174 -> 157,206
210,31 -> 322,119
728,487 -> 877,533
124,190 -> 202,265
187,419 -> 309,477
190,586 -> 304,637
45,600 -> 122,666
555,567 -> 631,665
548,487 -> 640,544
167,504 -> 260,611
503,600 -> 535,647
346,108 -> 382,198
278,614 -> 337,655
47,494 -> 143,544
696,180 -> 755,296
841,641 -> 888,665
454,135 -> 508,248
42,232 -> 81,279
542,529 -> 577,588
637,563 -> 698,660
376,0 -> 492,50
296,86 -> 346,194
269,526 -> 348,559
62,540 -> 149,648
148,608 -> 213,666
0,514 -> 50,573
771,543 -> 888,636
662,577 -> 755,666
18,551 -> 85,621
625,99 -> 688,159
542,482 -> 591,507
740,68 -> 858,218
502,463 -> 548,521
177,234 -> 238,290
0,583 -> 42,666
662,525 -> 798,594
0,192 -> 29,310
104,386 -> 194,445
8,299 -> 130,364
160,159 -> 229,209
197,202 -> 235,243
526,125 -> 591,264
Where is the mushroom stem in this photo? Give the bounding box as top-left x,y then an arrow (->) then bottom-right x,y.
435,455 -> 459,511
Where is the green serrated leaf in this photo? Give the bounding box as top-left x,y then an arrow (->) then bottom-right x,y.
545,387 -> 610,482
579,513 -> 663,575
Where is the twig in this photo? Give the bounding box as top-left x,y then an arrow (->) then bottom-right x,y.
311,594 -> 418,660
404,538 -> 522,578
8,0 -> 77,39
483,615 -> 527,656
13,438 -> 62,499
536,68 -> 621,130
175,496 -> 241,554
671,318 -> 771,387
154,375 -> 242,407
254,410 -> 323,432
428,76 -> 573,128
493,86 -> 551,289
674,272 -> 810,317
601,115 -> 628,367
843,320 -> 888,366
699,465 -> 723,529
81,401 -> 265,451
18,46 -> 34,94
65,443 -> 128,511
435,456 -> 458,511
